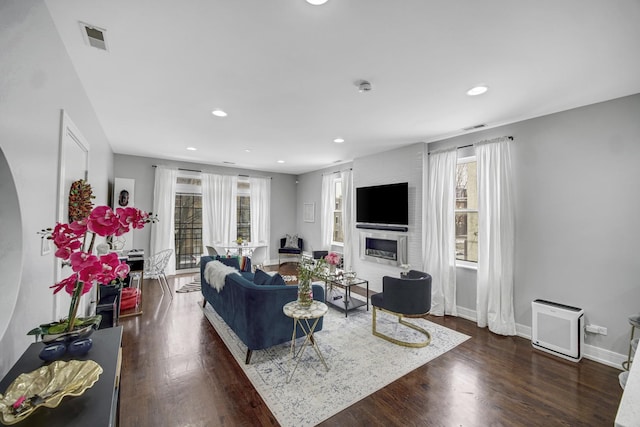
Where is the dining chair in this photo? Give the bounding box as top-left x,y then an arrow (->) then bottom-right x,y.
144,249 -> 174,299
250,245 -> 268,271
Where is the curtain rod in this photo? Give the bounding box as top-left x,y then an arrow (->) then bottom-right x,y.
322,167 -> 353,176
427,135 -> 514,155
151,165 -> 271,179
458,135 -> 513,150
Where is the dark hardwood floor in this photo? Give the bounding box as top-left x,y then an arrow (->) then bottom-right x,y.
118,272 -> 623,426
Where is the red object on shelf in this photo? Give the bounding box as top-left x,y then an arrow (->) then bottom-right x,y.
120,288 -> 140,310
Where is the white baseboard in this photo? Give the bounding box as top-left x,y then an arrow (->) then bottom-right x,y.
454,305 -> 625,370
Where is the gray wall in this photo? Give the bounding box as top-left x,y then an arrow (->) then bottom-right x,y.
429,93 -> 640,358
114,154 -> 298,262
296,94 -> 640,362
351,143 -> 425,292
0,0 -> 114,377
296,142 -> 425,294
295,162 -> 353,255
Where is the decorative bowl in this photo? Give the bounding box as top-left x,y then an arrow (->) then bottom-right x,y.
0,360 -> 102,425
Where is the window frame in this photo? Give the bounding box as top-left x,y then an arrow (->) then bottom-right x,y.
174,171 -> 202,271
236,176 -> 251,242
455,155 -> 478,267
331,177 -> 344,246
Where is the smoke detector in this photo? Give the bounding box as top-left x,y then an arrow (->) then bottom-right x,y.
357,80 -> 372,93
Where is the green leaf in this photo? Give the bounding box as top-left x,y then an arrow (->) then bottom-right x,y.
27,327 -> 44,336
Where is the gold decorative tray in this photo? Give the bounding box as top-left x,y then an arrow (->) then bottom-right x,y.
0,360 -> 103,425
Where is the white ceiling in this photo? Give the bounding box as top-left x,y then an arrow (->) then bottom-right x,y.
45,0 -> 640,175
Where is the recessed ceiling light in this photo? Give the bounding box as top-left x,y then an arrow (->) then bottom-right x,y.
306,0 -> 328,5
277,160 -> 285,164
186,147 -> 197,151
333,138 -> 345,143
211,109 -> 228,117
244,149 -> 251,153
467,85 -> 488,96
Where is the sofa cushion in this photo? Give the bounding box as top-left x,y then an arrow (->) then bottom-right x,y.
254,269 -> 286,286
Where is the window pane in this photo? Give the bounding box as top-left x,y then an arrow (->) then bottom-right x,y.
456,162 -> 477,210
455,212 -> 478,262
237,194 -> 251,241
174,193 -> 202,270
332,180 -> 343,243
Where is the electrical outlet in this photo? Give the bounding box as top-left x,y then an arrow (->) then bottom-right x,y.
586,324 -> 607,335
586,324 -> 598,333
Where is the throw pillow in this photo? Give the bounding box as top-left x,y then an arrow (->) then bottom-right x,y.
284,233 -> 299,249
270,273 -> 286,286
238,256 -> 251,272
214,255 -> 251,272
215,256 -> 240,271
253,269 -> 287,286
253,269 -> 272,285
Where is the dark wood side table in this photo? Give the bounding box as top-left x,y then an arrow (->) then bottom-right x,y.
0,326 -> 123,427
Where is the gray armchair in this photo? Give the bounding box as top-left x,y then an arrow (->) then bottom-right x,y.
370,270 -> 432,348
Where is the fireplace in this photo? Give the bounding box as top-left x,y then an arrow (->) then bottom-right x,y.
359,232 -> 407,266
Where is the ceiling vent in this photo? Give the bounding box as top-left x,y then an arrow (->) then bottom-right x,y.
462,124 -> 487,131
80,22 -> 108,51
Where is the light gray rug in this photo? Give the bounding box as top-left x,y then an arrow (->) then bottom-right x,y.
202,300 -> 470,427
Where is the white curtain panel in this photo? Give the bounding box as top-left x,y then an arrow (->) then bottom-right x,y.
150,166 -> 177,276
249,176 -> 271,255
475,137 -> 516,335
320,173 -> 334,249
202,173 -> 238,249
340,169 -> 354,270
424,148 -> 457,316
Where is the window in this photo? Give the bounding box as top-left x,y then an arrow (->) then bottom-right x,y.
332,178 -> 344,244
455,158 -> 478,263
174,174 -> 202,270
174,174 -> 252,269
237,178 -> 251,242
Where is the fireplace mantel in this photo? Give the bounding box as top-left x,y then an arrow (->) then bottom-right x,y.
359,232 -> 408,266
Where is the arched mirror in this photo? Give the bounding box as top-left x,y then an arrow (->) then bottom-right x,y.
0,148 -> 23,341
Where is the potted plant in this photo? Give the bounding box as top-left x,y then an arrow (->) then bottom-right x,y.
29,181 -> 156,342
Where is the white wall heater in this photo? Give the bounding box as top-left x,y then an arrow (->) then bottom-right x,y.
531,299 -> 584,362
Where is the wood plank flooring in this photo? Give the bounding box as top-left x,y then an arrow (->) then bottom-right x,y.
118,272 -> 623,426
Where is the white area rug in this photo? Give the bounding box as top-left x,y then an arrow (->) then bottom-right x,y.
202,300 -> 470,427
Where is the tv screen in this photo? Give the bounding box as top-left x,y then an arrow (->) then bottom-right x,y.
356,182 -> 408,226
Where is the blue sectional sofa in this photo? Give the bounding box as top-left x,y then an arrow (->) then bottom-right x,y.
200,255 -> 325,364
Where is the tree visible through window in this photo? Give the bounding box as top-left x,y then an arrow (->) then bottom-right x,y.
455,159 -> 478,263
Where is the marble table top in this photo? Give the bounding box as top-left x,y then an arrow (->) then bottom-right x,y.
283,300 -> 328,320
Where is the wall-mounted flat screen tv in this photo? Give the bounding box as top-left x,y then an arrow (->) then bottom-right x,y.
356,182 -> 408,226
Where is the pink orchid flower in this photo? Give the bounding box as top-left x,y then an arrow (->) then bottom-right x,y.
116,207 -> 149,230
87,205 -> 120,237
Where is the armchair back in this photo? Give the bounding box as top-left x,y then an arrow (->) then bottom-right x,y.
377,270 -> 432,315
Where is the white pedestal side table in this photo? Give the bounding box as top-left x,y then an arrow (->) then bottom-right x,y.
283,300 -> 329,383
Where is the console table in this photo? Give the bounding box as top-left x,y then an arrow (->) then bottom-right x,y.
0,327 -> 123,427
